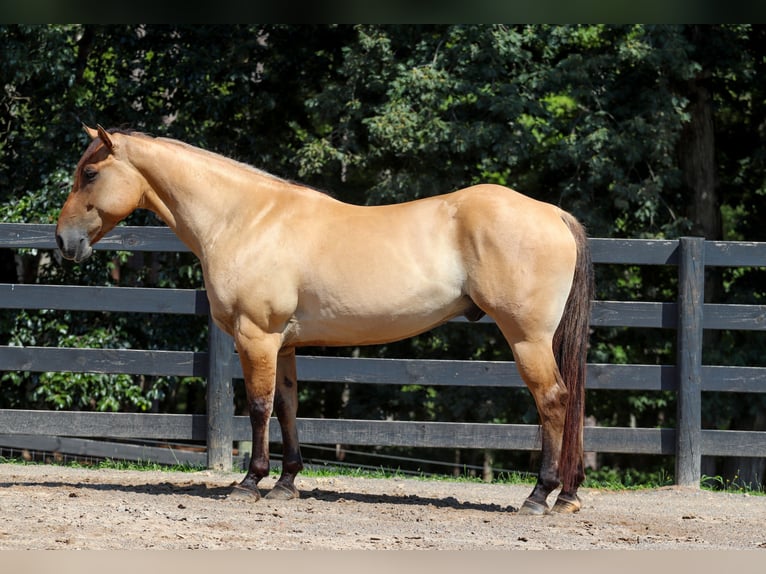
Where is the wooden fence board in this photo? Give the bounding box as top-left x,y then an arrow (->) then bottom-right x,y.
701,366 -> 766,393
0,225 -> 698,264
450,300 -> 680,328
4,226 -> 762,268
242,416 -> 674,454
3,428 -> 757,464
703,303 -> 766,330
591,301 -> 676,328
90,227 -> 188,252
586,364 -> 676,391
584,426 -> 676,455
0,412 -> 761,459
0,223 -> 60,250
0,284 -> 209,315
269,418 -> 546,450
0,223 -> 186,252
0,346 -> 207,377
291,357 -> 677,391
292,356 -> 524,388
0,434 -> 209,466
705,241 -> 766,267
701,430 -> 766,457
589,238 -> 678,265
0,345 -> 683,392
0,410 -> 208,440
1,348 -> 758,394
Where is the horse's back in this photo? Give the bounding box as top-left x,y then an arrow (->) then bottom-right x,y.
306,183 -> 579,309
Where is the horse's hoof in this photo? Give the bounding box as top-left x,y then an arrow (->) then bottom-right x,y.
551,494 -> 581,514
228,484 -> 262,501
518,499 -> 549,515
264,482 -> 300,501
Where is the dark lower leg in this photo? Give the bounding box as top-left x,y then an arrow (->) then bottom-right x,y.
520,405 -> 565,514
504,340 -> 569,515
524,439 -> 583,514
265,350 -> 303,500
233,396 -> 273,499
520,442 -> 561,514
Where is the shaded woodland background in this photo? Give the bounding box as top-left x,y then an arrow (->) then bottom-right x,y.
2,25 -> 765,487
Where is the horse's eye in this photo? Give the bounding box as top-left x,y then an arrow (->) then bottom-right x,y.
83,166 -> 98,183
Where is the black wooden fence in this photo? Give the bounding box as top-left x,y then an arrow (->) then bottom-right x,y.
1,223 -> 765,486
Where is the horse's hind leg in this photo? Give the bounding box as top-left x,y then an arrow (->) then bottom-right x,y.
507,338 -> 572,515
264,347 -> 304,500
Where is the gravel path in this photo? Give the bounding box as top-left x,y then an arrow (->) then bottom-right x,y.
1,462 -> 764,550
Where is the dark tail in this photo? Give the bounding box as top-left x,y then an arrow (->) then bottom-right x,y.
554,213 -> 595,494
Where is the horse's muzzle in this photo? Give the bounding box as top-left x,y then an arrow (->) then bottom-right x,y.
55,228 -> 93,263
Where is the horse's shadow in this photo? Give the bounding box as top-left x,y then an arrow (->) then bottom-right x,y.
300,487 -> 518,513
0,479 -> 518,513
0,479 -> 231,499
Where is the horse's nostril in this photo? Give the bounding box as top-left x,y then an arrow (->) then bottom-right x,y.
55,234 -> 64,251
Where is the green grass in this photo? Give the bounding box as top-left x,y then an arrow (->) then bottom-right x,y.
701,473 -> 766,496
0,454 -> 206,474
582,466 -> 675,490
0,454 -> 534,485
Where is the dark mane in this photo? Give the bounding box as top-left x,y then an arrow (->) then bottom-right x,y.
82,127 -> 335,198
106,127 -> 148,137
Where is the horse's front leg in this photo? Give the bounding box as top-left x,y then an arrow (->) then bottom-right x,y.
264,347 -> 304,500
230,331 -> 281,501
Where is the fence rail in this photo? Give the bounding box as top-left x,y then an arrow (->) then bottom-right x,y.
1,223 -> 765,485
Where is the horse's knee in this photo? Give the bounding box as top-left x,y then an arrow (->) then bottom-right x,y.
248,394 -> 274,426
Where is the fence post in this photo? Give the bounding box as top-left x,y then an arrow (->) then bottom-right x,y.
206,317 -> 234,471
675,236 -> 705,487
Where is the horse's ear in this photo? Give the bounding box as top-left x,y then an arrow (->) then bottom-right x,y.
82,123 -> 99,140
96,124 -> 115,152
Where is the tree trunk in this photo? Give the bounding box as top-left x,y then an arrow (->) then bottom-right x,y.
678,42 -> 719,240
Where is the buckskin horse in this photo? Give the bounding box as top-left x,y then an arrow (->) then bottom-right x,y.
56,125 -> 594,514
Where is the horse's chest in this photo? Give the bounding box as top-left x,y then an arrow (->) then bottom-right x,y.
203,261 -> 300,336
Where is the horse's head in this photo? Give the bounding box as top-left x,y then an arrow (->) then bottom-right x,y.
56,125 -> 146,262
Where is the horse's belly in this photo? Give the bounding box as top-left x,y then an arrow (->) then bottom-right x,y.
286,290 -> 472,347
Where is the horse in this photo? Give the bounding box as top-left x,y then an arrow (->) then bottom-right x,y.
56,124 -> 594,514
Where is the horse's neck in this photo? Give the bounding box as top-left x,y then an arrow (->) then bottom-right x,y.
128,137 -> 269,258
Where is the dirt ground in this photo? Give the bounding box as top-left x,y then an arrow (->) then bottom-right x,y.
0,462 -> 764,550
